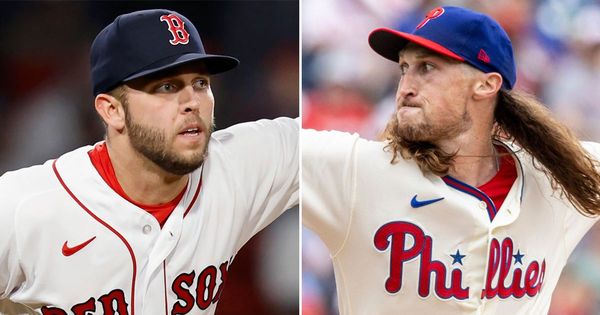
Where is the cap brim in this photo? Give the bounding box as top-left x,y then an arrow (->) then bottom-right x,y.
124,53 -> 239,82
368,27 -> 464,63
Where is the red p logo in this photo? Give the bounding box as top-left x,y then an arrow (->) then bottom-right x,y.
416,7 -> 445,30
160,14 -> 190,45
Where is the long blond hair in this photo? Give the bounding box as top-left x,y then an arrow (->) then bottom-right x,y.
384,89 -> 600,216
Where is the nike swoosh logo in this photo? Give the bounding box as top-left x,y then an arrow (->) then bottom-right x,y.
62,236 -> 96,257
411,195 -> 444,208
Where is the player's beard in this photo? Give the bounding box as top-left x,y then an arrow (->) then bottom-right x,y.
394,106 -> 472,143
124,111 -> 212,176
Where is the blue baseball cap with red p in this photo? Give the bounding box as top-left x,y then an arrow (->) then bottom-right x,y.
91,9 -> 239,96
369,6 -> 516,90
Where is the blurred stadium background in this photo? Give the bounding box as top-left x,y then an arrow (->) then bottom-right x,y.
302,0 -> 600,314
0,1 -> 298,314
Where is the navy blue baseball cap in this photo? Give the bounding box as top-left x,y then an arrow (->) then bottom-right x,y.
91,9 -> 239,96
369,6 -> 516,90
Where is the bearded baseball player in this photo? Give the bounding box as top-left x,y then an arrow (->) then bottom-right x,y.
303,6 -> 600,315
0,9 -> 298,314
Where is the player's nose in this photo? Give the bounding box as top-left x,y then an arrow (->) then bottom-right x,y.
396,75 -> 417,103
179,85 -> 201,113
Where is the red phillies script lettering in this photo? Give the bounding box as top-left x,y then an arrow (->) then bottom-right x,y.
160,14 -> 190,45
171,260 -> 230,314
40,289 -> 128,315
481,238 -> 546,299
374,221 -> 547,301
374,221 -> 469,299
416,7 -> 445,30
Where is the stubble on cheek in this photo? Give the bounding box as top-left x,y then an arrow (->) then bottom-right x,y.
126,115 -> 210,175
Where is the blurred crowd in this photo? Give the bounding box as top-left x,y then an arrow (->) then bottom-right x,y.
302,0 -> 600,314
0,2 -> 299,315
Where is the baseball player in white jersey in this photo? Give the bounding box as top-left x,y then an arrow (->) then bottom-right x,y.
303,6 -> 600,315
0,9 -> 298,314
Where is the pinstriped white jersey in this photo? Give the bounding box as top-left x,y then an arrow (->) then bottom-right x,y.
0,117 -> 298,315
302,129 -> 600,315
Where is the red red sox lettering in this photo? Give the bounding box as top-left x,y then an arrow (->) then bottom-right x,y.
171,261 -> 230,314
374,221 -> 546,300
160,14 -> 190,45
40,260 -> 229,315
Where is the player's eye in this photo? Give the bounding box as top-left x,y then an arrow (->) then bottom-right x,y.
399,63 -> 408,77
420,62 -> 434,73
193,78 -> 210,90
155,82 -> 178,93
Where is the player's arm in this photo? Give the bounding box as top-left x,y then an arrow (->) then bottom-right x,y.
302,129 -> 358,254
215,117 -> 299,247
0,171 -> 26,299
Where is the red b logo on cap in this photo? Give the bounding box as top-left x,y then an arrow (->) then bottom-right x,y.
160,14 -> 190,45
416,7 -> 445,30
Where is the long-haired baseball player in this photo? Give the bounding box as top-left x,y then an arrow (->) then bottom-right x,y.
303,6 -> 600,314
0,9 -> 298,314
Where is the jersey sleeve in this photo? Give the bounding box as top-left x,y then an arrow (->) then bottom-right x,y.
562,141 -> 600,254
214,117 -> 299,250
302,129 -> 359,254
0,171 -> 26,299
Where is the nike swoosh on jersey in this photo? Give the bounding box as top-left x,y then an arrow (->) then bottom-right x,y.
410,195 -> 445,208
62,236 -> 97,257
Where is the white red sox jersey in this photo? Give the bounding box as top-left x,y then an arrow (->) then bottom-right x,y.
0,117 -> 298,315
302,129 -> 600,315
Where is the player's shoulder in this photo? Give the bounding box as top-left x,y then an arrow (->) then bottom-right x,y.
205,117 -> 298,171
212,117 -> 298,144
303,128 -> 390,162
0,160 -> 57,211
581,141 -> 600,160
1,161 -> 53,187
302,128 -> 375,150
303,128 -> 358,146
207,117 -> 296,156
0,146 -> 93,204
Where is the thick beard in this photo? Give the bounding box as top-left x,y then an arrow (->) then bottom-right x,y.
395,109 -> 472,143
125,112 -> 211,176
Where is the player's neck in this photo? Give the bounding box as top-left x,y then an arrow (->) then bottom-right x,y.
438,129 -> 499,187
105,140 -> 189,205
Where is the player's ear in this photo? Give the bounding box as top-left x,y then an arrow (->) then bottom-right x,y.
472,72 -> 503,101
94,93 -> 126,132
